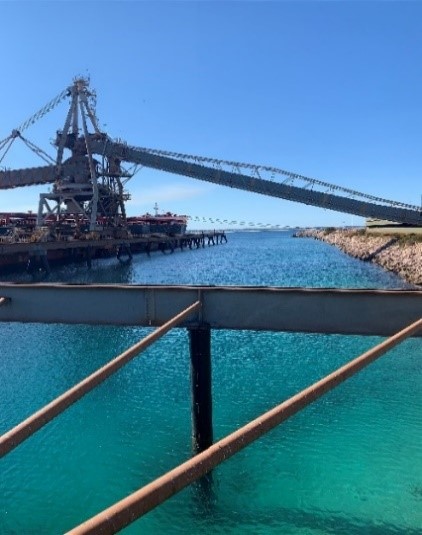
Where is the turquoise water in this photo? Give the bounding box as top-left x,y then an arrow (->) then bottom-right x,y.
1,231 -> 421,534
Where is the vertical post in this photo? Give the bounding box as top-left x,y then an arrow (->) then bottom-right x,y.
86,246 -> 92,268
188,324 -> 213,454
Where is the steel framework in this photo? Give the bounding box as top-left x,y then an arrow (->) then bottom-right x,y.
0,78 -> 421,228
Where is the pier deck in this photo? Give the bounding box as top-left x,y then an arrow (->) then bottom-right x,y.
0,231 -> 227,271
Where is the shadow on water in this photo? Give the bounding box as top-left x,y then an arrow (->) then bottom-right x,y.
191,472 -> 217,519
0,257 -> 136,285
190,488 -> 420,535
183,467 -> 419,534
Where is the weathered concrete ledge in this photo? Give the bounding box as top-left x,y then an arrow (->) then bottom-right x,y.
296,228 -> 422,287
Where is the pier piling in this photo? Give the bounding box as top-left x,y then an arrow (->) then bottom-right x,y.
188,324 -> 213,453
26,248 -> 50,278
86,246 -> 92,269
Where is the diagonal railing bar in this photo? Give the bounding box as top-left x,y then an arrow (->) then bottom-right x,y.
66,317 -> 422,535
0,300 -> 200,458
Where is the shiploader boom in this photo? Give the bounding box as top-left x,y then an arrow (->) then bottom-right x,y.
0,78 -> 420,227
85,136 -> 422,226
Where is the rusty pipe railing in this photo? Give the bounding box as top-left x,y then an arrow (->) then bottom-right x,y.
66,317 -> 422,535
0,301 -> 200,457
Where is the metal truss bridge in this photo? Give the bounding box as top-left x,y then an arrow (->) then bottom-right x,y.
0,78 -> 421,229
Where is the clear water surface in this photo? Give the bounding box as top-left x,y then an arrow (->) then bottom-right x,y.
1,231 -> 421,534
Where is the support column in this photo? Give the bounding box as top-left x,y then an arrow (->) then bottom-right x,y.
188,324 -> 213,454
86,246 -> 92,269
26,248 -> 50,278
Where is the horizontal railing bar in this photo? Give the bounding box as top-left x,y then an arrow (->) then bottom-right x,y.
66,317 -> 422,535
0,300 -> 200,458
0,284 -> 421,336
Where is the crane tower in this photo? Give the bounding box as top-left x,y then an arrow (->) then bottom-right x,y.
38,78 -> 130,231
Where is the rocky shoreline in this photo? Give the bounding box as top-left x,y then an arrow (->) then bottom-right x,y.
295,228 -> 422,287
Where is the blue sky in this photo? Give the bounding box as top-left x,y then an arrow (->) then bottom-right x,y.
0,1 -> 421,229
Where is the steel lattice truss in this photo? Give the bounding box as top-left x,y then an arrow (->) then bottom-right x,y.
0,78 -> 421,228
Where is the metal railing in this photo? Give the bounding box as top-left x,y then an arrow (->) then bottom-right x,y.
0,301 -> 200,457
66,317 -> 422,535
0,285 -> 421,534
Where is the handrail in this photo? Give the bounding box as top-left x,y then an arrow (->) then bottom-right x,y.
0,300 -> 200,457
66,317 -> 422,535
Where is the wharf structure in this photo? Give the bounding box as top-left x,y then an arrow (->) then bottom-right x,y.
0,77 -> 419,275
0,283 -> 421,533
0,230 -> 227,274
0,77 -> 421,247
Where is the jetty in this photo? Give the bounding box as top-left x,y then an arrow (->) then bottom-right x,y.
0,230 -> 227,274
1,77 -> 421,250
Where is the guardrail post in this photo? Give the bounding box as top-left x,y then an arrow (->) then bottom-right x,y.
188,323 -> 213,453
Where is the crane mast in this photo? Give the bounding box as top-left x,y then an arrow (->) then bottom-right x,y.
35,78 -> 130,231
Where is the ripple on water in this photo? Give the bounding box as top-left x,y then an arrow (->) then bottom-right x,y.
0,232 -> 420,534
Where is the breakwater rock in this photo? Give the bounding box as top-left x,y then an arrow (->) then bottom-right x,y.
295,229 -> 422,286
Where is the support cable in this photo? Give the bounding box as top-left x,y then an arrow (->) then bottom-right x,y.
15,87 -> 71,134
67,317 -> 421,535
0,130 -> 55,169
19,135 -> 56,165
0,137 -> 16,165
0,135 -> 13,151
